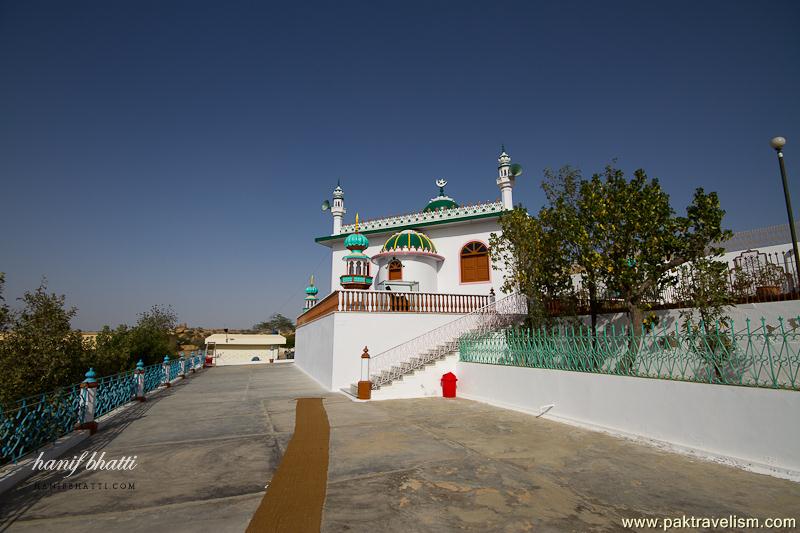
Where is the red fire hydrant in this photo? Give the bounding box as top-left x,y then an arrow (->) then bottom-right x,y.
441,372 -> 457,398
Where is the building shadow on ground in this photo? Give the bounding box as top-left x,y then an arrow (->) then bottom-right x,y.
0,384 -> 179,531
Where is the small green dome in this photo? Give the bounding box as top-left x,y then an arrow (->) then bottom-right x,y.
382,230 -> 437,253
344,232 -> 369,251
424,197 -> 458,212
305,284 -> 318,295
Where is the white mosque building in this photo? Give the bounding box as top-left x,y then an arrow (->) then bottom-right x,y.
294,147 -> 523,397
293,146 -> 800,401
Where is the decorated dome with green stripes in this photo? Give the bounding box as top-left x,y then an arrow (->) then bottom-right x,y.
381,230 -> 436,253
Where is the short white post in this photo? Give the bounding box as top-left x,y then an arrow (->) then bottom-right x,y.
179,353 -> 187,379
162,355 -> 171,387
190,351 -> 197,373
135,359 -> 146,402
76,368 -> 99,434
357,346 -> 371,400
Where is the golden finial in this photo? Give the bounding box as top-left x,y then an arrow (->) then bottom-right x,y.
309,274 -> 315,286
355,213 -> 360,233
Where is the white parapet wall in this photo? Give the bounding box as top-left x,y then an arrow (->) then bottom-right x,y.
456,362 -> 800,481
583,299 -> 800,330
295,311 -> 460,391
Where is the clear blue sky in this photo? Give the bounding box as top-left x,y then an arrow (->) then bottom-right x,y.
1,1 -> 798,330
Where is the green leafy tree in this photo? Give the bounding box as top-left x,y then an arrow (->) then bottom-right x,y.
0,280 -> 88,406
676,258 -> 733,327
674,258 -> 735,382
540,166 -> 609,335
127,305 -> 178,365
91,305 -> 179,371
590,166 -> 731,335
253,313 -> 295,334
92,324 -> 135,375
0,273 -> 10,331
490,207 -> 572,328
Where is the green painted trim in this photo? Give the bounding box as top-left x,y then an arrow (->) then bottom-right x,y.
339,276 -> 374,283
315,210 -> 502,244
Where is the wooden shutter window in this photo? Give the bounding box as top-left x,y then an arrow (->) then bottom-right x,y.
388,260 -> 403,280
460,242 -> 490,282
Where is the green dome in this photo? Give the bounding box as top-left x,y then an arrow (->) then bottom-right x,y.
305,284 -> 318,296
424,197 -> 458,212
344,232 -> 369,251
382,230 -> 437,253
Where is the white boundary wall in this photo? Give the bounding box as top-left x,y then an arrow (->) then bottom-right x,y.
295,311 -> 459,390
214,345 -> 281,366
457,362 -> 800,480
582,300 -> 800,331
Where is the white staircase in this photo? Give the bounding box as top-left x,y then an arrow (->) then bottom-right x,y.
343,292 -> 527,399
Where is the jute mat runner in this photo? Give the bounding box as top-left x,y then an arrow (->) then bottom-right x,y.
246,398 -> 330,533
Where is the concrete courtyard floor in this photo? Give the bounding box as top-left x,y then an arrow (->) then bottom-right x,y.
0,364 -> 798,532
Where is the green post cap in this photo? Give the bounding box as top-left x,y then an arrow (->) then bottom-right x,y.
84,368 -> 97,383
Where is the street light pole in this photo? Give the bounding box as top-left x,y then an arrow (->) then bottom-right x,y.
771,136 -> 800,291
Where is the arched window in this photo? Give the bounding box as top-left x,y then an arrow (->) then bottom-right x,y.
388,259 -> 403,280
461,242 -> 490,283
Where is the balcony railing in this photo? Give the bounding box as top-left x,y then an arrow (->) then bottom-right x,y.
297,290 -> 491,326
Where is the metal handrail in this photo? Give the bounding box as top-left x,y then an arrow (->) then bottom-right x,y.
367,292 -> 528,388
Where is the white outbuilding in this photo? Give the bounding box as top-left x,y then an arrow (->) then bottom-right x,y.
204,333 -> 286,366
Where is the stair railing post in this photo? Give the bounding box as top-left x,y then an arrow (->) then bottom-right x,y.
162,355 -> 171,387
357,346 -> 371,400
135,359 -> 146,402
75,368 -> 99,434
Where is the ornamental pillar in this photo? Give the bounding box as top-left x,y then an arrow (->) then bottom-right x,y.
135,359 -> 146,402
162,355 -> 171,387
357,346 -> 372,400
76,368 -> 99,434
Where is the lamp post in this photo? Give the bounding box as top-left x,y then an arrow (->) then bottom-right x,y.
771,137 -> 800,290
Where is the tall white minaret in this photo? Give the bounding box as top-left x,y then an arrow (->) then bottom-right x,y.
331,181 -> 346,234
496,145 -> 514,210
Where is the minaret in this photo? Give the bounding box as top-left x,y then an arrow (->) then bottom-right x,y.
340,214 -> 373,290
303,275 -> 319,313
331,181 -> 346,235
496,145 -> 514,210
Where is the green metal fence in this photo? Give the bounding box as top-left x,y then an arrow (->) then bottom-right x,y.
459,318 -> 800,391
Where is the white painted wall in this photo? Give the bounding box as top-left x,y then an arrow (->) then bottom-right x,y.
295,311 -> 461,391
456,362 -> 800,480
373,254 -> 440,292
581,299 -> 800,331
718,242 -> 794,268
214,345 -> 280,366
294,313 -> 336,389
